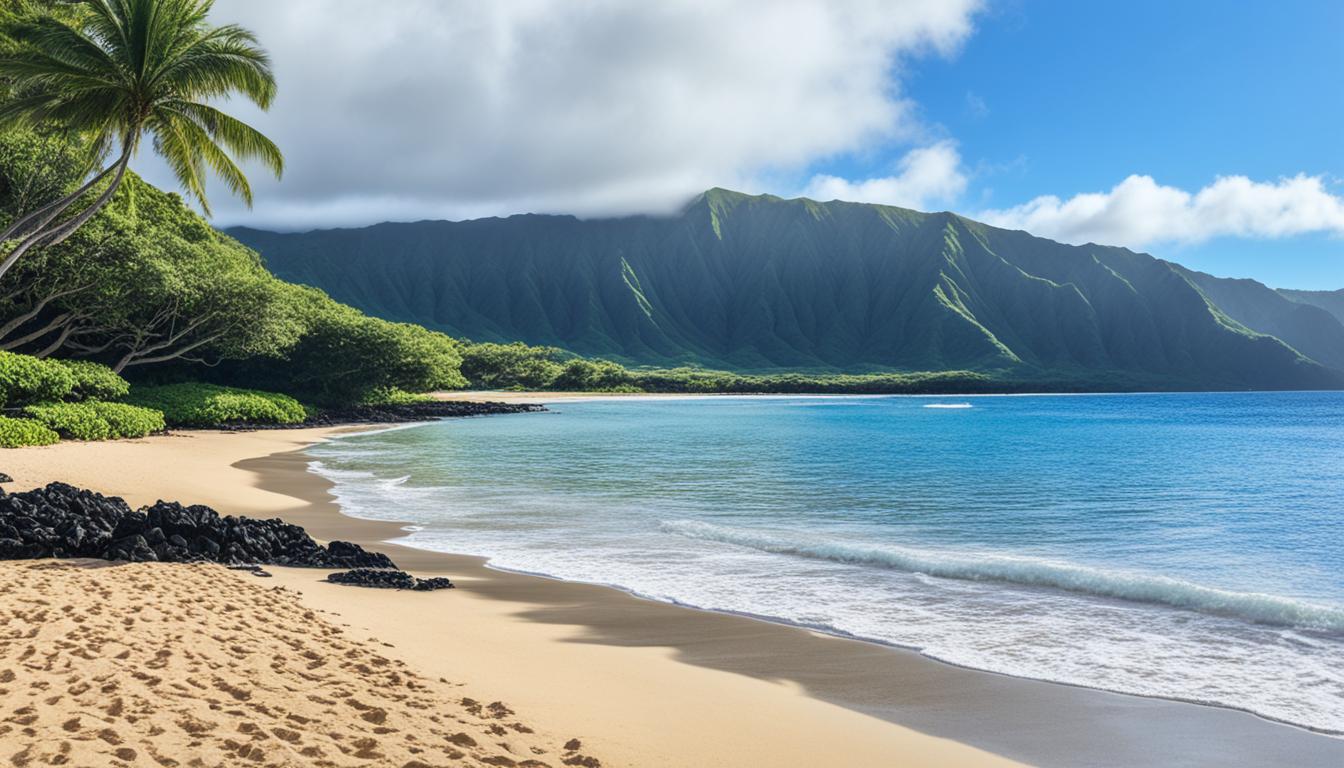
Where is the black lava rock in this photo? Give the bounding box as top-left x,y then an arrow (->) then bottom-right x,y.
0,472 -> 12,483
325,568 -> 454,591
0,482 -> 397,569
218,400 -> 545,431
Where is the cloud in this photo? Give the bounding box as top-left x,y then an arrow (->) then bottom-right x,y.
978,174 -> 1344,248
134,0 -> 982,229
803,141 -> 968,210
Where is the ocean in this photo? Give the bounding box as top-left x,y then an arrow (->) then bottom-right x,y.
306,392 -> 1344,733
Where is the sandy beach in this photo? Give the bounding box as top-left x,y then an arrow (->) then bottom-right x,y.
0,427 -> 1022,767
0,559 -> 593,767
3,419 -> 1343,767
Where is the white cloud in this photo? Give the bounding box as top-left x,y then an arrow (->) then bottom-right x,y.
978,174 -> 1344,248
803,141 -> 967,210
134,0 -> 982,229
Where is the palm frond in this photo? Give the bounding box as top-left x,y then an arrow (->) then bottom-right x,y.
0,86 -> 126,132
142,0 -> 210,82
82,0 -> 132,62
161,100 -> 282,176
0,0 -> 282,222
148,109 -> 210,215
3,15 -> 126,80
149,24 -> 275,107
0,53 -> 123,93
159,104 -> 253,206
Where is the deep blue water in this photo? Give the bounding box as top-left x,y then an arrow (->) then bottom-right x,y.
308,392 -> 1344,732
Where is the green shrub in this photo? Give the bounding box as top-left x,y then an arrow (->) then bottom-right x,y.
20,400 -> 165,440
56,360 -> 130,401
550,358 -> 638,391
89,401 -> 165,438
359,387 -> 433,405
126,383 -> 308,427
0,351 -> 74,406
0,416 -> 60,447
23,402 -> 112,440
458,342 -> 565,390
270,288 -> 468,403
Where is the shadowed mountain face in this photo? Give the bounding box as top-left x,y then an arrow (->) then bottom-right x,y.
1280,288 -> 1344,327
1173,271 -> 1344,371
229,189 -> 1342,390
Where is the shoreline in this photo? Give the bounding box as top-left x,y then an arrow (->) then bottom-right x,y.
437,389 -> 1344,404
0,427 -> 1023,766
251,424 -> 1341,765
3,421 -> 1342,765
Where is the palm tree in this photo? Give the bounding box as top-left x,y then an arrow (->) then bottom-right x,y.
0,0 -> 282,281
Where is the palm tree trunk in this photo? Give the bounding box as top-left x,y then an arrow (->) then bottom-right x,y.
0,161 -> 121,243
0,152 -> 130,283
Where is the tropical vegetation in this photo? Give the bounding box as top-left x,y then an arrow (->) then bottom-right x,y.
0,413 -> 56,446
23,399 -> 163,439
0,0 -> 282,281
125,382 -> 306,427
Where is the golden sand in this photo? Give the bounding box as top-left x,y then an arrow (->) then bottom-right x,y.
0,559 -> 599,767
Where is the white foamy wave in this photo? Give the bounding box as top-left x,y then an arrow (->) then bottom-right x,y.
659,520 -> 1344,632
923,403 -> 972,409
305,461 -> 375,481
307,461 -> 457,526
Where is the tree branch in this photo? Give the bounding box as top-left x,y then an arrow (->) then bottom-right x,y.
119,330 -> 228,370
0,282 -> 92,341
0,312 -> 79,351
34,322 -> 79,358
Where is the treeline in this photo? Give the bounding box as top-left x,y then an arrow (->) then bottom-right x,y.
459,342 -> 1004,394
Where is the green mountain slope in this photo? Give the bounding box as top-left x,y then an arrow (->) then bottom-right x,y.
229,189 -> 1342,390
1280,288 -> 1344,327
1172,269 -> 1344,370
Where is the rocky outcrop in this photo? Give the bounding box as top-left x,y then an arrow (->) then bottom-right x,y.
326,568 -> 454,591
0,482 -> 394,568
220,400 -> 545,431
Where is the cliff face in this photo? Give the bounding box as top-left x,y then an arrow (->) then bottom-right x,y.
230,189 -> 1343,390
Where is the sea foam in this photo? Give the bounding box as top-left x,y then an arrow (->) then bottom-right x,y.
659,519 -> 1344,632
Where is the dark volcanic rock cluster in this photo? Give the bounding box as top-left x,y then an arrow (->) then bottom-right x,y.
326,568 -> 454,591
221,400 -> 546,431
0,482 -> 394,567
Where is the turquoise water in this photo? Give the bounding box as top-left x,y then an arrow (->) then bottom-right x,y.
308,392 -> 1344,732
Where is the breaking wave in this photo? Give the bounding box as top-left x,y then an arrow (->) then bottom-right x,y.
659,519 -> 1344,632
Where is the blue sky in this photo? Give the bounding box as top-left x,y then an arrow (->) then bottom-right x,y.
155,1 -> 1342,290
843,0 -> 1344,288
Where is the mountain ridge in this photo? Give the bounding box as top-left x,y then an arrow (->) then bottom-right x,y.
227,189 -> 1344,390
